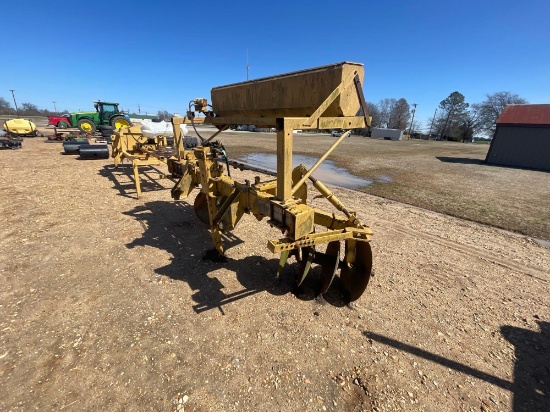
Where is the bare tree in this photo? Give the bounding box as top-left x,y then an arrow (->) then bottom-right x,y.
366,102 -> 382,127
453,104 -> 483,142
438,91 -> 469,140
388,98 -> 410,130
376,98 -> 410,130
20,102 -> 40,115
157,110 -> 173,121
409,117 -> 423,136
377,98 -> 395,128
477,91 -> 527,136
0,97 -> 12,114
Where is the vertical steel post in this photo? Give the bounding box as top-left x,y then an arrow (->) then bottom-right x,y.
171,117 -> 185,161
276,119 -> 293,201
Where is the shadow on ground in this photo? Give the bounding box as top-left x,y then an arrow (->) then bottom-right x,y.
437,157 -> 550,174
364,320 -> 550,411
501,321 -> 550,411
122,200 -> 351,314
436,156 -> 486,165
99,164 -> 174,199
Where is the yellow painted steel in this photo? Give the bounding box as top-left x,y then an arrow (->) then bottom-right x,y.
168,63 -> 373,259
110,62 -> 375,299
211,62 -> 364,118
111,125 -> 166,198
111,116 -> 207,198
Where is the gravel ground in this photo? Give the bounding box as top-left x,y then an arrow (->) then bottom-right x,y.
0,135 -> 548,412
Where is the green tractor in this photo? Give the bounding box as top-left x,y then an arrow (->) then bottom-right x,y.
59,101 -> 131,132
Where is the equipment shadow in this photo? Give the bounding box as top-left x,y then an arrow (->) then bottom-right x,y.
122,200 -> 350,315
437,156 -> 550,173
436,156 -> 486,165
99,164 -> 173,199
501,321 -> 550,412
364,321 -> 549,412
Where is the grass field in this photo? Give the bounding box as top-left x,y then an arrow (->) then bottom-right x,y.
216,130 -> 550,240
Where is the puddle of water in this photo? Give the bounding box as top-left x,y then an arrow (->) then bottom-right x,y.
535,238 -> 550,248
374,175 -> 393,183
239,153 -> 373,189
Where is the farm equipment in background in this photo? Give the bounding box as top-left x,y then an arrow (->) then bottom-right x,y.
61,130 -> 110,159
48,101 -> 131,132
163,62 -> 374,302
0,132 -> 23,149
1,118 -> 39,149
47,114 -> 72,129
3,118 -> 37,136
111,119 -> 194,197
62,137 -> 109,159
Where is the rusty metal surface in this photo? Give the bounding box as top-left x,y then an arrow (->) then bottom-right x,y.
211,62 -> 364,118
497,104 -> 550,125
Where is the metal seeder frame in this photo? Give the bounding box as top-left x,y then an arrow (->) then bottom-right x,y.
164,62 -> 374,301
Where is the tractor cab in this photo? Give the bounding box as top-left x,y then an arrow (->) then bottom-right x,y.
94,101 -> 120,124
92,101 -> 130,130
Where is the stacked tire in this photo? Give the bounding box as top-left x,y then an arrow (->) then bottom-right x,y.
97,125 -> 114,143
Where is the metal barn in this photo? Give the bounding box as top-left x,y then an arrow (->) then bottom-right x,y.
486,104 -> 550,171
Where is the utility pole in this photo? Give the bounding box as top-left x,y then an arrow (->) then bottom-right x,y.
137,104 -> 141,114
9,89 -> 19,118
246,49 -> 250,81
428,108 -> 438,140
53,101 -> 57,113
408,103 -> 417,139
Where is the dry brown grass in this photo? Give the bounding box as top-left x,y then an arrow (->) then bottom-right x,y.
220,131 -> 550,240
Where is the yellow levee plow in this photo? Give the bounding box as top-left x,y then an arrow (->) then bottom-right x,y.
166,62 -> 374,301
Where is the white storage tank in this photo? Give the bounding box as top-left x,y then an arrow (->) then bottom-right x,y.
140,120 -> 188,137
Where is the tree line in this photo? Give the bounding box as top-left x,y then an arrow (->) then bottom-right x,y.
427,91 -> 527,141
0,96 -> 68,117
366,91 -> 527,140
2,90 -> 528,140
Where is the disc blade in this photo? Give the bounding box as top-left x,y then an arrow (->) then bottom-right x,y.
340,241 -> 373,301
320,241 -> 340,294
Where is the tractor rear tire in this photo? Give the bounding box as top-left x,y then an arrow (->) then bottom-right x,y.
111,116 -> 131,130
77,119 -> 96,133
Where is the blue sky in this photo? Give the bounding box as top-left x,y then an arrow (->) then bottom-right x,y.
2,0 -> 549,129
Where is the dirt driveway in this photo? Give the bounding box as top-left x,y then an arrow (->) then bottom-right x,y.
0,136 -> 548,411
